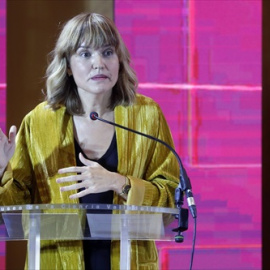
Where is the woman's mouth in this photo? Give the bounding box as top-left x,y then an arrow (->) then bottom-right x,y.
91,74 -> 109,80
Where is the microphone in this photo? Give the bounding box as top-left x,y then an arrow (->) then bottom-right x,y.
90,111 -> 197,219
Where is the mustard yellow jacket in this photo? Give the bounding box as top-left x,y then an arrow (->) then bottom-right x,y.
0,94 -> 179,269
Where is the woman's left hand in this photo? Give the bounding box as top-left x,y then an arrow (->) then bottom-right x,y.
56,153 -> 125,199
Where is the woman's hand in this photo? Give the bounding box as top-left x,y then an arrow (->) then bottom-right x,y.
57,153 -> 125,199
0,126 -> 17,177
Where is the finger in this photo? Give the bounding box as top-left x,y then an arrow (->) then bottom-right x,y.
60,182 -> 86,192
58,166 -> 85,174
79,153 -> 96,166
69,189 -> 92,200
56,174 -> 88,183
8,125 -> 17,143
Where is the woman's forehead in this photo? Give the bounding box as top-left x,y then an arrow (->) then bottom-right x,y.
75,34 -> 117,50
78,43 -> 114,49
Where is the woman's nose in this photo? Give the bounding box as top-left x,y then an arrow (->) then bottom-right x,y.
92,54 -> 104,70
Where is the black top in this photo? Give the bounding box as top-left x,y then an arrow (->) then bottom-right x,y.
74,133 -> 118,270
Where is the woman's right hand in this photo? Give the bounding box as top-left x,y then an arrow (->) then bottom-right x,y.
0,126 -> 17,177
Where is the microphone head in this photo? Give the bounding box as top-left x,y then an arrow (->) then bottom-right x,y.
90,112 -> 99,120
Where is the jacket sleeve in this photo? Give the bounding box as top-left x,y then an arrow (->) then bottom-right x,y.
115,98 -> 180,209
129,106 -> 179,208
0,116 -> 33,205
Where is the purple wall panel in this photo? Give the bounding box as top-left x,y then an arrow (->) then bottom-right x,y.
115,0 -> 261,269
0,0 -> 5,83
0,0 -> 6,268
190,0 -> 261,85
116,1 -> 188,83
0,0 -> 5,134
0,0 -> 262,268
190,89 -> 261,165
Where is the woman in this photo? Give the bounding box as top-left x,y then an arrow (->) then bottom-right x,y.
0,13 -> 179,269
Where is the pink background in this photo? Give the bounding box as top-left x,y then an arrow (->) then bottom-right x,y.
0,0 -> 5,268
0,0 -> 261,269
0,0 -> 5,133
115,0 -> 261,269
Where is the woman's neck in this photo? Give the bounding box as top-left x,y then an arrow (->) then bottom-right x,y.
78,89 -> 112,118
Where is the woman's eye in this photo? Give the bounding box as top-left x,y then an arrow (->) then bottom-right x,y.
79,51 -> 91,58
103,49 -> 114,57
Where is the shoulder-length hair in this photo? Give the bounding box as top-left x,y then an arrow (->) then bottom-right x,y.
45,13 -> 138,115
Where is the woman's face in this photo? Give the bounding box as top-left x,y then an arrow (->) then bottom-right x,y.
69,43 -> 120,97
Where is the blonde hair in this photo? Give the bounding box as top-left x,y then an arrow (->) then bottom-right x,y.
45,13 -> 138,115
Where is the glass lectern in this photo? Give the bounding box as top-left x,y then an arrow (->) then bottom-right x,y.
0,204 -> 179,270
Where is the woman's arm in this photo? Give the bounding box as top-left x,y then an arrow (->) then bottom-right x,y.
115,96 -> 180,208
0,119 -> 32,205
0,126 -> 17,178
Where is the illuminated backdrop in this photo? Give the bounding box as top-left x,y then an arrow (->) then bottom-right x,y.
0,0 -> 6,268
115,0 -> 261,269
0,0 -> 261,269
0,0 -> 5,134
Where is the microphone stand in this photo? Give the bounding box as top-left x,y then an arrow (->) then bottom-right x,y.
173,181 -> 189,243
90,112 -> 196,243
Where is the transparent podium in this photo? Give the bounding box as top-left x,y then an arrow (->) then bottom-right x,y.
0,204 -> 179,270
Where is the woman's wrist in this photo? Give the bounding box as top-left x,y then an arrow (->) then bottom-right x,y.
112,173 -> 131,197
119,176 -> 131,196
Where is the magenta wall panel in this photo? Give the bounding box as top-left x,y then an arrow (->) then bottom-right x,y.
116,0 -> 188,84
0,0 -> 5,134
189,0 -> 261,85
0,0 -> 262,269
115,0 -> 261,269
0,0 -> 6,268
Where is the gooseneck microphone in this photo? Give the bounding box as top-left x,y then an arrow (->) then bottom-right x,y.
90,111 -> 197,219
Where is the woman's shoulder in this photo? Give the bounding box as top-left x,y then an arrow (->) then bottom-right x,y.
23,102 -> 67,122
135,94 -> 159,107
131,94 -> 163,115
115,94 -> 164,124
